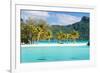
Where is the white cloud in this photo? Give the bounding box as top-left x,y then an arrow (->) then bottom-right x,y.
56,14 -> 81,25
27,11 -> 49,17
21,10 -> 81,25
23,11 -> 49,21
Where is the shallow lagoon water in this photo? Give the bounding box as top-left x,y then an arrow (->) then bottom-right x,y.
21,43 -> 89,63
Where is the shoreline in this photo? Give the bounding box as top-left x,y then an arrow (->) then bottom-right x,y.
21,43 -> 87,47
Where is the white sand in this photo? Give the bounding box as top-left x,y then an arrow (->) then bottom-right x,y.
21,43 -> 87,47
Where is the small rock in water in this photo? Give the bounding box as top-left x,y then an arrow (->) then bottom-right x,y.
37,58 -> 46,60
87,42 -> 90,46
70,57 -> 78,60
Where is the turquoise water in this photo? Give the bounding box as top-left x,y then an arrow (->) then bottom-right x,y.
21,44 -> 90,63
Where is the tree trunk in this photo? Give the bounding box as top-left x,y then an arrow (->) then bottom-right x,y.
37,32 -> 41,42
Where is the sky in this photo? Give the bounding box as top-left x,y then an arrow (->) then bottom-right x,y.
21,10 -> 89,26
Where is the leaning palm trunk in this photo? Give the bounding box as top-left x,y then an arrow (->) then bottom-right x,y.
37,32 -> 41,42
48,38 -> 51,42
29,33 -> 32,44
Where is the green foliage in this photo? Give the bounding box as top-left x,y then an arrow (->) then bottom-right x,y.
56,30 -> 80,43
21,16 -> 89,44
21,18 -> 53,44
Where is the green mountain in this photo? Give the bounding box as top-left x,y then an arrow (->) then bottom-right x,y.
72,16 -> 89,40
51,16 -> 89,40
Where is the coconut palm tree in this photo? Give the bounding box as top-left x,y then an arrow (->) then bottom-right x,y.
70,30 -> 80,42
25,17 -> 37,44
44,30 -> 52,41
36,19 -> 52,42
56,31 -> 67,43
21,24 -> 29,44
